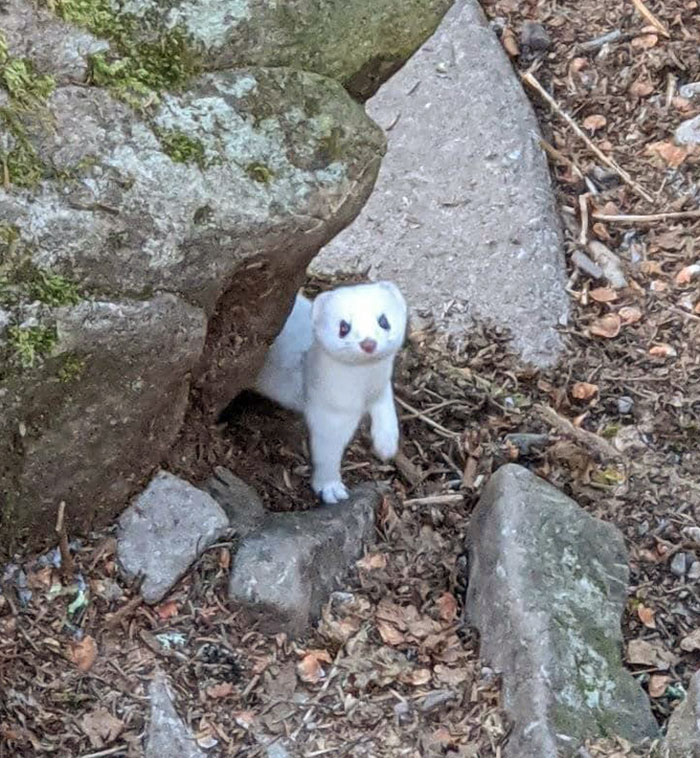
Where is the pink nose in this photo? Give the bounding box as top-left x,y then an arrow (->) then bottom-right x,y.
360,338 -> 377,354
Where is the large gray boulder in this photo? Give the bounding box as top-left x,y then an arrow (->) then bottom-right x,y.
0,1 -> 386,552
465,464 -> 658,756
44,0 -> 453,100
313,0 -> 568,366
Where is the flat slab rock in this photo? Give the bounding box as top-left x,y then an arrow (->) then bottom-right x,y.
228,484 -> 379,637
117,471 -> 229,604
465,464 -> 658,756
313,0 -> 568,367
146,673 -> 205,758
664,670 -> 700,758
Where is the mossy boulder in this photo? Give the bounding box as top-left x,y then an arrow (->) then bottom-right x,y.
40,0 -> 453,101
465,464 -> 659,756
0,1 -> 385,552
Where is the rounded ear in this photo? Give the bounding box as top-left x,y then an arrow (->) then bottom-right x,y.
311,290 -> 332,324
377,281 -> 407,312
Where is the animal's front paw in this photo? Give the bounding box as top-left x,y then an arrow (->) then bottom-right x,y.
372,427 -> 399,462
314,480 -> 349,504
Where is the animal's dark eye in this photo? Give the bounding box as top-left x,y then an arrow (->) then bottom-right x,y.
339,320 -> 351,338
378,314 -> 390,331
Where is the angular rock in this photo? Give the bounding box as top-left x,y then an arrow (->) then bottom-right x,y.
675,115 -> 700,145
664,670 -> 700,758
204,466 -> 266,536
117,471 -> 229,604
465,464 -> 658,757
1,6 -> 385,553
229,484 -> 379,636
146,673 -> 205,758
313,0 -> 568,366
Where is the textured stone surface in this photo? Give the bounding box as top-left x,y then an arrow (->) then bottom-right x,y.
675,115 -> 700,145
96,0 -> 453,100
229,484 -> 379,636
0,4 -> 385,552
665,670 -> 700,758
313,0 -> 568,366
465,464 -> 658,756
204,466 -> 266,536
146,673 -> 205,758
1,296 -> 206,545
117,471 -> 229,604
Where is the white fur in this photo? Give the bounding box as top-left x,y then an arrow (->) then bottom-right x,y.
254,281 -> 408,503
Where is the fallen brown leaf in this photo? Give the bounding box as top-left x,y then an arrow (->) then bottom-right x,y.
436,592 -> 458,623
400,667 -> 431,686
590,313 -> 621,339
619,306 -> 643,325
501,26 -> 519,57
631,33 -> 658,48
356,552 -> 387,571
680,629 -> 700,653
649,344 -> 677,358
377,620 -> 406,647
155,600 -> 179,620
571,382 -> 598,401
206,681 -> 234,699
627,639 -> 675,669
69,635 -> 97,672
637,605 -> 656,629
648,674 -> 671,698
676,263 -> 700,285
589,287 -> 618,303
297,650 -> 331,684
80,708 -> 124,749
219,547 -> 231,570
646,141 -> 690,168
583,114 -> 607,132
629,79 -> 654,98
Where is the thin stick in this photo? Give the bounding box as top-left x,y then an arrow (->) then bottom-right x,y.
630,0 -> 671,38
579,193 -> 590,245
105,594 -> 143,628
535,404 -> 623,461
76,746 -> 128,758
522,71 -> 655,204
539,138 -> 584,179
592,210 -> 700,223
403,494 -> 464,506
291,649 -> 343,740
55,501 -> 74,582
395,397 -> 459,439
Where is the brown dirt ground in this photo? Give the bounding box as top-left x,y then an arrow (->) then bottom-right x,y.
2,1 -> 699,756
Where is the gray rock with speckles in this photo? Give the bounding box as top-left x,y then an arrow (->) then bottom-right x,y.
1,24 -> 385,552
229,484 -> 379,636
675,115 -> 700,145
465,464 -> 658,757
117,471 -> 229,604
313,0 -> 568,366
147,673 -> 206,758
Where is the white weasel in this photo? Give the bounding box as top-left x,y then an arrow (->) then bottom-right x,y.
254,281 -> 408,503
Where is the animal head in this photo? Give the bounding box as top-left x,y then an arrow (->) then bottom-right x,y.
311,281 -> 408,364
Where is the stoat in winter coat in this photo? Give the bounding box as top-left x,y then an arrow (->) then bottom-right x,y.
255,281 -> 408,503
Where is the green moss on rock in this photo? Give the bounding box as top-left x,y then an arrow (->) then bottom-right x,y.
156,129 -> 206,167
58,353 -> 87,382
245,161 -> 273,183
6,324 -> 57,368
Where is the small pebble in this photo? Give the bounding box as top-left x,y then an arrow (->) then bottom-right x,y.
520,21 -> 552,51
670,552 -> 688,578
394,701 -> 412,725
420,689 -> 457,714
617,396 -> 634,414
688,562 -> 700,582
682,526 -> 700,544
637,519 -> 650,537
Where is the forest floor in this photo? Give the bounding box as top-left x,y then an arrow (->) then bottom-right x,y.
1,1 -> 699,757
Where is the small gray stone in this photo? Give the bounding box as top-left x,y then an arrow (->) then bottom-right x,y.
394,700 -> 413,725
117,471 -> 229,604
264,742 -> 291,758
229,484 -> 379,636
670,552 -> 688,578
465,464 -> 658,757
679,82 -> 700,99
520,21 -> 552,51
420,689 -> 457,713
683,526 -> 700,544
675,115 -> 700,145
204,466 -> 266,536
146,673 -> 205,758
688,562 -> 700,582
665,670 -> 700,758
617,396 -> 634,414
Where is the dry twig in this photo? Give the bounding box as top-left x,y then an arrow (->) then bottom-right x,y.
592,210 -> 700,224
535,404 -> 623,461
630,0 -> 671,38
522,71 -> 655,204
55,501 -> 74,582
